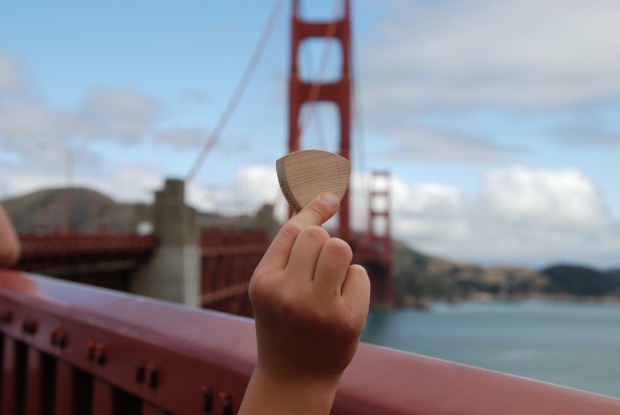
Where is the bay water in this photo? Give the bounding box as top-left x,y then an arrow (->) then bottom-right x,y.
362,300 -> 620,399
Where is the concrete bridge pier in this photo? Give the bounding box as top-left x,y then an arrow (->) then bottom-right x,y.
131,179 -> 200,306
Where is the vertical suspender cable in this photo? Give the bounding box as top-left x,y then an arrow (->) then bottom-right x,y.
186,0 -> 285,183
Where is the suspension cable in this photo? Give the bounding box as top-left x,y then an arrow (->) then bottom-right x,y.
186,0 -> 285,183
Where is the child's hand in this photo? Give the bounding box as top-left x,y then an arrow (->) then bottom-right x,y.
248,193 -> 370,390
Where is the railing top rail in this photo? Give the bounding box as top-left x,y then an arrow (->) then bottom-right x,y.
18,233 -> 156,241
0,269 -> 254,361
2,269 -> 620,415
17,234 -> 156,258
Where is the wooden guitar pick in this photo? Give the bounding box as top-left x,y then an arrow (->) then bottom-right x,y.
276,150 -> 351,213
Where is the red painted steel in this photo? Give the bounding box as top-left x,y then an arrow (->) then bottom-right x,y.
53,362 -> 74,415
18,234 -> 156,259
141,402 -> 168,415
1,335 -> 22,414
289,0 -> 352,241
16,234 -> 156,293
2,269 -> 620,415
92,379 -> 115,415
17,229 -> 269,316
200,229 -> 269,317
1,270 -> 254,414
353,171 -> 394,307
24,347 -> 43,415
288,2 -> 394,309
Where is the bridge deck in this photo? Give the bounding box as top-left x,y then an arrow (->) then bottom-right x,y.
2,269 -> 620,415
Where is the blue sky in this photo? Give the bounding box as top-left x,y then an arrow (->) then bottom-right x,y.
1,0 -> 619,269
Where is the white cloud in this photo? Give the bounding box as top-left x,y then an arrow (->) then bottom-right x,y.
0,88 -> 160,165
390,165 -> 619,267
385,126 -> 525,163
155,127 -> 209,149
0,50 -> 162,166
0,102 -> 76,143
549,125 -> 620,147
186,165 -> 283,217
479,167 -> 608,232
212,165 -> 617,268
78,88 -> 159,143
362,0 -> 620,111
0,52 -> 25,98
355,0 -> 620,164
100,165 -> 163,201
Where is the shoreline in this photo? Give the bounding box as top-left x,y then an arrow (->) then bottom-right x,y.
468,292 -> 620,305
397,292 -> 620,311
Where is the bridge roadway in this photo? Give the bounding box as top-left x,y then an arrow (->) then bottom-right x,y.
16,231 -> 267,316
18,234 -> 157,292
16,228 -> 393,315
2,269 -> 620,414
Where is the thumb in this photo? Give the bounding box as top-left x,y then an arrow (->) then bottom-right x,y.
252,192 -> 341,274
288,193 -> 340,229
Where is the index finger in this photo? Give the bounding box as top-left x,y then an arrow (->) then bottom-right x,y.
258,193 -> 340,272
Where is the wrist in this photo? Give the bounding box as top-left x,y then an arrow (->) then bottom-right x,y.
239,367 -> 340,415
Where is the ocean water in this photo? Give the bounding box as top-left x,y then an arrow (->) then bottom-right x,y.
362,300 -> 620,399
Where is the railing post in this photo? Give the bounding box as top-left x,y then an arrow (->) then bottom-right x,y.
53,362 -> 74,415
92,379 -> 115,415
1,336 -> 26,415
141,402 -> 169,415
53,361 -> 95,415
24,348 -> 43,415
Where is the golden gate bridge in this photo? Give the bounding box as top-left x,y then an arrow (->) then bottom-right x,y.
13,0 -> 393,314
1,1 -> 619,414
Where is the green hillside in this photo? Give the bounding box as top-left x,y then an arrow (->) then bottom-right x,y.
2,187 -> 151,234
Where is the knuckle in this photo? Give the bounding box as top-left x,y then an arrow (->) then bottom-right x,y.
278,285 -> 311,318
249,269 -> 275,305
278,222 -> 302,240
324,238 -> 352,259
306,203 -> 327,223
279,289 -> 300,314
339,316 -> 364,341
301,226 -> 329,244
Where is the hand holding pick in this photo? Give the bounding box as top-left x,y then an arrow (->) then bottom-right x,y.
239,151 -> 370,415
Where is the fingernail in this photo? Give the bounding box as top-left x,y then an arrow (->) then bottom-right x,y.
321,193 -> 339,209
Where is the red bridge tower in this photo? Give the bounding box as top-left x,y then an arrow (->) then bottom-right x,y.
288,0 -> 393,307
288,0 -> 352,241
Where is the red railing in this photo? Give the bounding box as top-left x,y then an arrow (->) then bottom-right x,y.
2,269 -> 620,415
16,234 -> 157,292
200,229 -> 269,317
18,234 -> 157,259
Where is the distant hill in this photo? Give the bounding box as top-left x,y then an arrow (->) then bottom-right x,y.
2,187 -> 151,234
541,264 -> 620,297
392,240 -> 547,307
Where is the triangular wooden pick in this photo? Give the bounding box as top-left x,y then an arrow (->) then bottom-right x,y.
276,150 -> 350,213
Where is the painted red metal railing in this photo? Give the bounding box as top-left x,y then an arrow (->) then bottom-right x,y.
18,234 -> 157,259
2,269 -> 620,415
200,229 -> 268,317
16,234 -> 156,292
